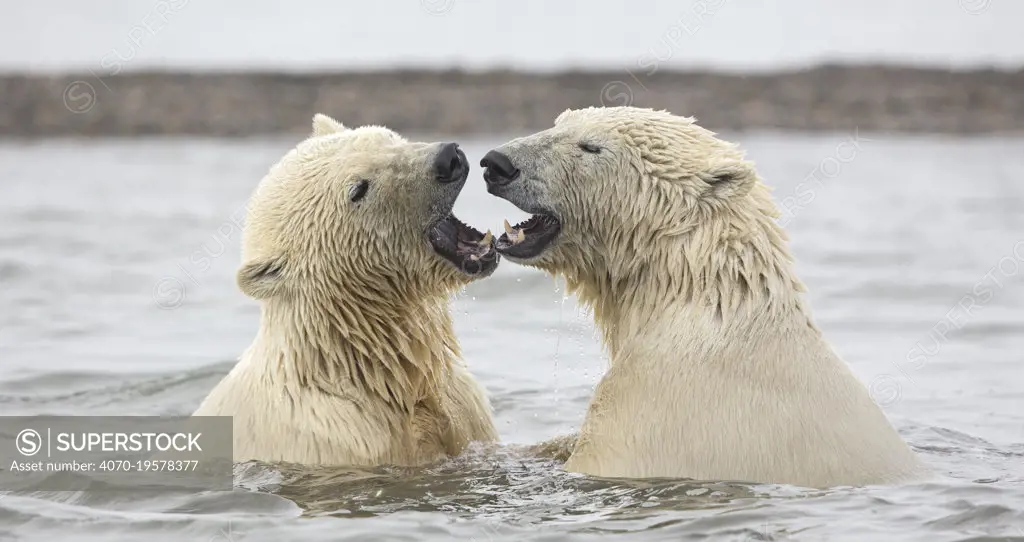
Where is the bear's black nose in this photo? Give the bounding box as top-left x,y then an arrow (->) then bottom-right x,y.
434,142 -> 466,183
480,150 -> 520,186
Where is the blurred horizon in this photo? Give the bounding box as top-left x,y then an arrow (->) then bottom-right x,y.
2,0 -> 1021,74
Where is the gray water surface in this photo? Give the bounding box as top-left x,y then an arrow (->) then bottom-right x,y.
0,134 -> 1022,541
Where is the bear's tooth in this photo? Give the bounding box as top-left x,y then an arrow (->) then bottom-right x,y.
504,219 -> 526,245
469,254 -> 480,261
479,230 -> 493,246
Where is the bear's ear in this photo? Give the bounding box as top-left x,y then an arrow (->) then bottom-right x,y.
237,256 -> 288,300
311,114 -> 348,137
701,159 -> 757,200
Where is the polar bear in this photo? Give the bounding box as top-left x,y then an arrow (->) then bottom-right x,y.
480,107 -> 928,488
193,114 -> 499,466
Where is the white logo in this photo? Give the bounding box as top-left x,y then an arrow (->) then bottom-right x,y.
16,429 -> 42,456
210,520 -> 244,541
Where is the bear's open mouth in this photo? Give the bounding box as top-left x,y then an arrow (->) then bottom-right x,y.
495,213 -> 562,259
428,214 -> 499,276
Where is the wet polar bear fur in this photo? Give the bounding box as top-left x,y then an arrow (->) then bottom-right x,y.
194,114 -> 498,466
485,107 -> 927,488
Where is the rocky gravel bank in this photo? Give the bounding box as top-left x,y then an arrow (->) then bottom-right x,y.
2,65 -> 1022,136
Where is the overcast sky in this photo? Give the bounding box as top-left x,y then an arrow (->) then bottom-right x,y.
2,0 -> 1020,73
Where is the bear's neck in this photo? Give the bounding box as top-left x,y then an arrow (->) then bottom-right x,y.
571,199 -> 812,360
253,292 -> 458,412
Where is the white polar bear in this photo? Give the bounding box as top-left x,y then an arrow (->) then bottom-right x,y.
481,106 -> 928,488
194,114 -> 499,467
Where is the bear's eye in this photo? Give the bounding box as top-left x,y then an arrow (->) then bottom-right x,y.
578,142 -> 601,154
349,180 -> 370,203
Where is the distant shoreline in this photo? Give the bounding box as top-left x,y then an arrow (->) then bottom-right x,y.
2,65 -> 1023,137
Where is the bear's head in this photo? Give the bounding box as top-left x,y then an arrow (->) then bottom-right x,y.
237,114 -> 498,307
482,106 -> 778,283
